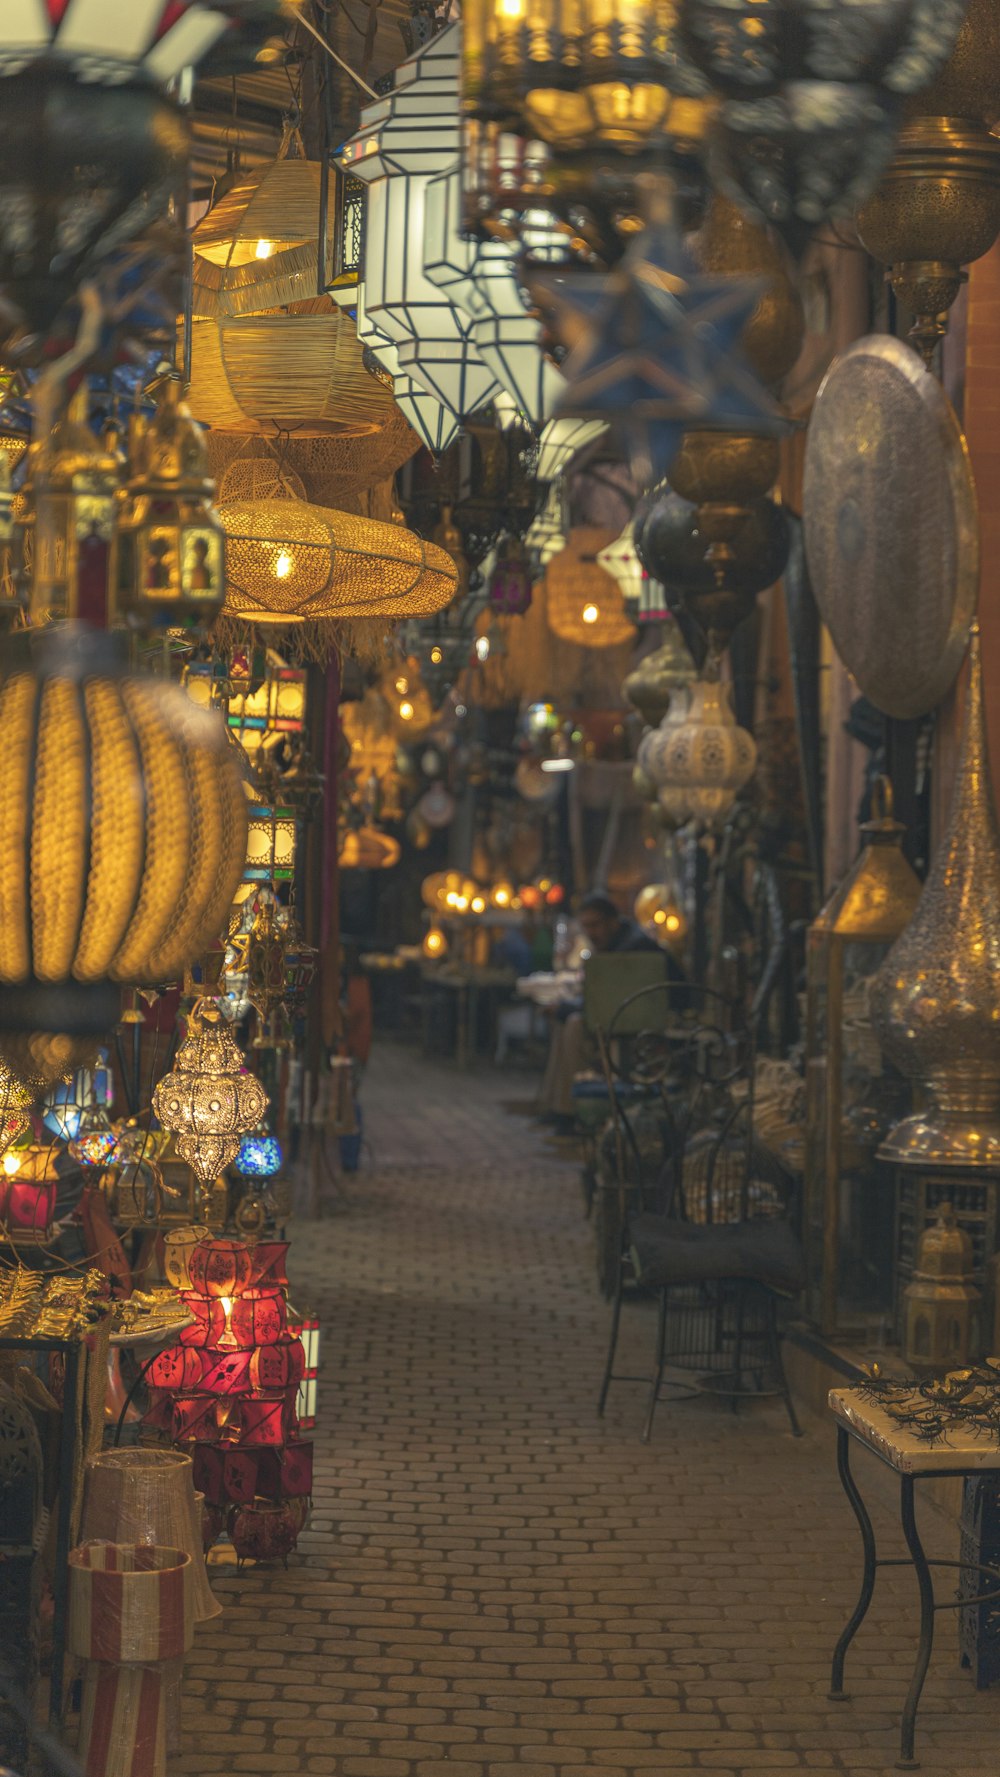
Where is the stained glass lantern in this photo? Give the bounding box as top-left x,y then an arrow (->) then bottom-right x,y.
227,654 -> 307,757
41,1069 -> 93,1142
545,527 -> 636,649
110,373 -> 226,633
163,1224 -> 212,1291
235,1131 -> 283,1180
0,1146 -> 58,1245
488,538 -> 532,616
597,520 -> 647,610
152,1001 -> 269,1183
244,804 -> 297,886
0,625 -> 247,1081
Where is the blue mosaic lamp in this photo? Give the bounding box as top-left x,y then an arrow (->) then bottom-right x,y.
235,1131 -> 283,1179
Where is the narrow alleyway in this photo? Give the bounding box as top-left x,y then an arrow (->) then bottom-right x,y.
179,1045 -> 1000,1777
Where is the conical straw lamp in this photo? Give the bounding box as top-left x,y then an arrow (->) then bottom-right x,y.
872,622 -> 1000,1165
82,1447 -> 220,1623
184,308 -> 396,438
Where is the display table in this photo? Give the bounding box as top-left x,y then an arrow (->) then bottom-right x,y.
827,1385 -> 1000,1768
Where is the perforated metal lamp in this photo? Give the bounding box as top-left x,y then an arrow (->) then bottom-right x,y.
152,1001 -> 269,1184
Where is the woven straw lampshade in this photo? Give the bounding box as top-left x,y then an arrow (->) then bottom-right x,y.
219,496 -> 459,625
545,526 -> 636,649
185,308 -> 395,439
192,135 -> 332,317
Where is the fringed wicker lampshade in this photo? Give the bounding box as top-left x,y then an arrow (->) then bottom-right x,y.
219,497 -> 460,625
192,136 -> 332,318
185,309 -> 395,438
545,527 -> 636,649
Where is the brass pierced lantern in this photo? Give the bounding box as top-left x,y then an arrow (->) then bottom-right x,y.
804,780 -> 922,1338
856,0 -> 1000,366
110,373 -> 226,632
19,387 -> 122,623
152,1001 -> 268,1184
0,626 -> 247,1081
903,1205 -> 979,1375
654,667 -> 756,829
462,0 -> 707,155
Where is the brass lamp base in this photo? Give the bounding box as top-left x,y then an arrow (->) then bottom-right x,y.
879,1101 -> 1000,1169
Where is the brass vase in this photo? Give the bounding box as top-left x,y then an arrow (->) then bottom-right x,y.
870,625 -> 1000,1165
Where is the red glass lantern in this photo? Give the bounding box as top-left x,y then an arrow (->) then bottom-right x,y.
0,1175 -> 57,1240
228,1496 -> 303,1567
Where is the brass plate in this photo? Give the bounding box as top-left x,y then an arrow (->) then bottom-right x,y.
803,335 -> 977,720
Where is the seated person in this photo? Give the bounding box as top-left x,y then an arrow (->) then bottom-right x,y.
536,891 -> 686,1122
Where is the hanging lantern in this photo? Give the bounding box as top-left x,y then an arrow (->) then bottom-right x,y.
673,0 -> 968,252
19,389 -> 122,624
185,308 -> 397,439
192,127 -> 333,316
597,519 -> 648,612
856,0 -> 1000,366
235,1131 -> 283,1180
68,1103 -> 118,1168
339,25 -> 498,431
0,1 -> 285,337
635,879 -> 687,949
0,627 -> 247,1080
219,496 -> 459,629
152,1002 -> 269,1184
109,372 -> 225,633
525,485 -> 566,571
488,537 -> 533,616
536,418 -> 607,484
623,622 -> 696,729
244,804 -> 297,887
226,654 -> 307,756
545,527 -> 636,649
659,667 -> 756,829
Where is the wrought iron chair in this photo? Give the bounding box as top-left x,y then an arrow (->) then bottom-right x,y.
594,981 -> 804,1441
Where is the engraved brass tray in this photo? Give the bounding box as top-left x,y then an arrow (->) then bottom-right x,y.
803,335 -> 978,719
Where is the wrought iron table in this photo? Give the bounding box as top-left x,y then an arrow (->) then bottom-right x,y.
827,1385 -> 1000,1768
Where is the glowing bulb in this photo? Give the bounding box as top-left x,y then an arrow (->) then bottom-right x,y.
275,550 -> 293,579
399,700 -> 415,721
455,895 -> 469,913
475,636 -> 491,663
423,925 -> 447,957
665,913 -> 681,933
430,646 -> 444,665
471,895 -> 486,914
2,1151 -> 21,1176
582,603 -> 599,624
255,238 -> 274,259
498,0 -> 524,16
654,910 -> 666,925
395,676 -> 409,694
493,886 -> 511,908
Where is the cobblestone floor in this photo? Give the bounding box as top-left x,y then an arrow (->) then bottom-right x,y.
179,1043 -> 1000,1776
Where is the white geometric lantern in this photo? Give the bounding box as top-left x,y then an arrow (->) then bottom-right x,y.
340,23 -> 498,435
597,519 -> 646,611
638,687 -> 693,828
537,415 -> 607,482
525,484 -> 566,568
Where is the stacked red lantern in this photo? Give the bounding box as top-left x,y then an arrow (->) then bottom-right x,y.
146,1237 -> 313,1554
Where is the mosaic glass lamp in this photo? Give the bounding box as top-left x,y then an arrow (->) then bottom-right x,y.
244,804 -> 297,887
235,1131 -> 284,1180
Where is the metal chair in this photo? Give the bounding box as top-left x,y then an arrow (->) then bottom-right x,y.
594,982 -> 803,1441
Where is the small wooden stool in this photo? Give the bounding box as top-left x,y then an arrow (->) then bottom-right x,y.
827,1385 -> 1000,1769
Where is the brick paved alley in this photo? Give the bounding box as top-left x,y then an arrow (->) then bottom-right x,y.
179,1044 -> 1000,1777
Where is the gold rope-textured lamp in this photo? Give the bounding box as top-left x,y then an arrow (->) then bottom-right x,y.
0,626 -> 247,1081
192,128 -> 333,317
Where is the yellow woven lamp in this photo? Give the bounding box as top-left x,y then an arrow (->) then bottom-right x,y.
192,131 -> 332,316
219,496 -> 459,625
185,308 -> 395,439
545,526 -> 636,649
